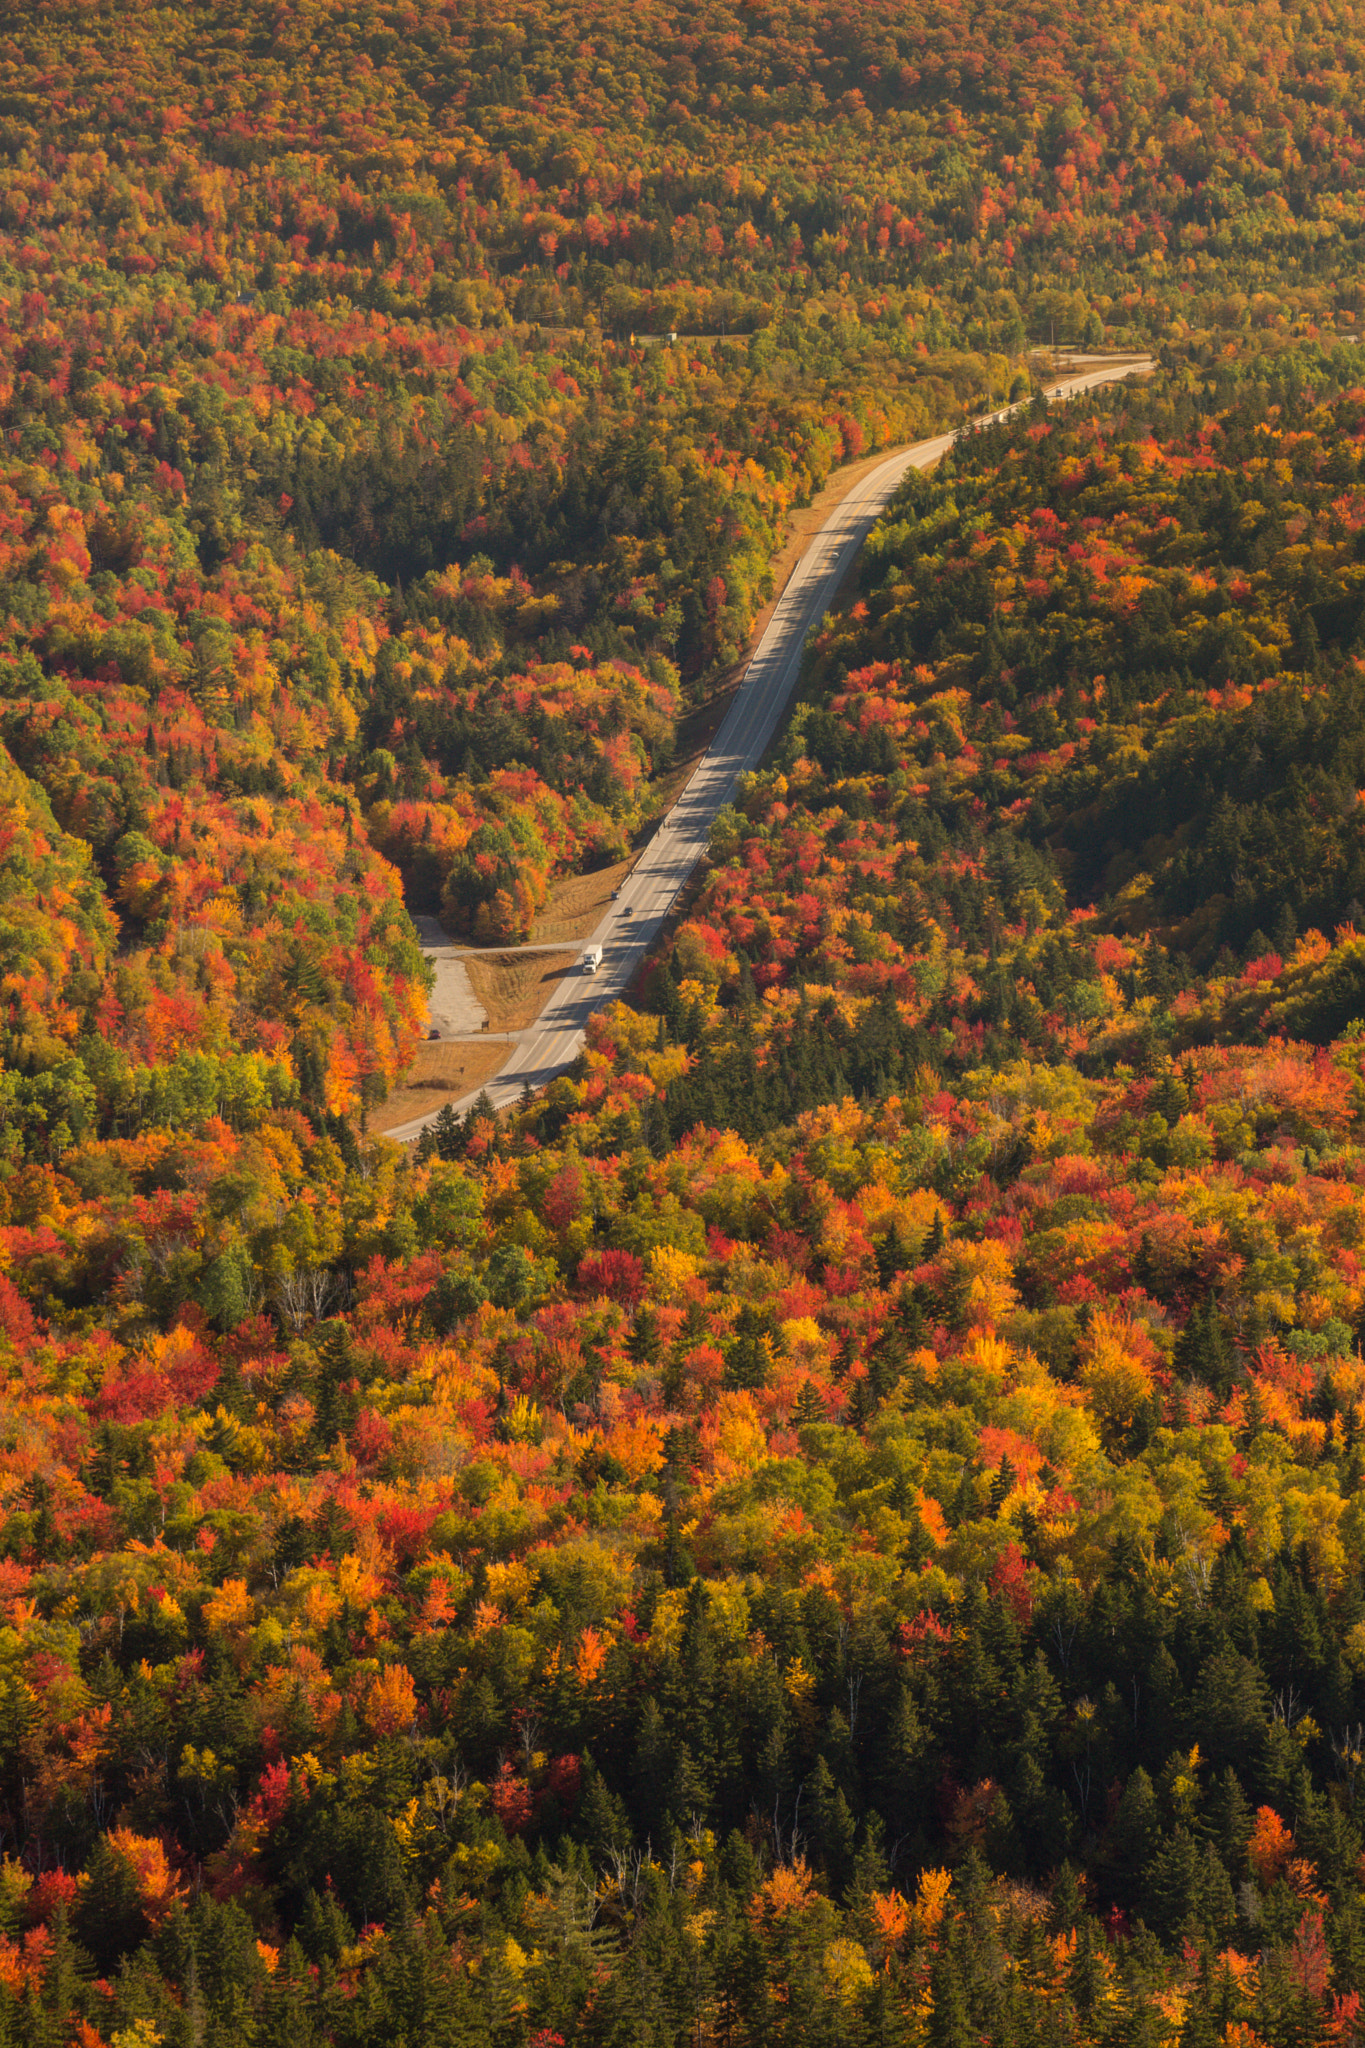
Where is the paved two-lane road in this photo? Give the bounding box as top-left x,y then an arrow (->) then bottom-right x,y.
385,356 -> 1152,1140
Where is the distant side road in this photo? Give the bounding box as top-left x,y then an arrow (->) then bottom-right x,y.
383,356 -> 1154,1141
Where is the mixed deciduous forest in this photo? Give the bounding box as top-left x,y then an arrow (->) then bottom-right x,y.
6,0 -> 1365,2043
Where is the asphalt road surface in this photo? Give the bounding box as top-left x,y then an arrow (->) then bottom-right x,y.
384,356 -> 1153,1140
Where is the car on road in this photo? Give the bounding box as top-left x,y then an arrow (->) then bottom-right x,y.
620,905 -> 632,915
610,888 -> 620,898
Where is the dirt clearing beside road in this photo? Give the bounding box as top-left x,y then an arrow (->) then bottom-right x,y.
372,1040 -> 509,1133
463,949 -> 580,1031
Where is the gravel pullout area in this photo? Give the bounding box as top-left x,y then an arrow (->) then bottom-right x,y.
411,914 -> 488,1038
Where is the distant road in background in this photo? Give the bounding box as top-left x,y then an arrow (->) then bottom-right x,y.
384,355 -> 1153,1140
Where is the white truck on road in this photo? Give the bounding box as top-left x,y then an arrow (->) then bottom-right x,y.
580,944 -> 603,973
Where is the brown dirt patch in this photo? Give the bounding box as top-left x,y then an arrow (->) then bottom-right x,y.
532,860 -> 635,945
371,1040 -> 509,1133
463,949 -> 580,1031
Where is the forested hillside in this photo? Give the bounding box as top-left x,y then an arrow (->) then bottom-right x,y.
5,0 -> 1365,2041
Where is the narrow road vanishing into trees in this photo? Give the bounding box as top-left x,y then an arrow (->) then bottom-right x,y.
385,355 -> 1153,1141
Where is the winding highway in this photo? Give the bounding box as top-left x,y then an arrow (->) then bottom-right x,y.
385,355 -> 1152,1140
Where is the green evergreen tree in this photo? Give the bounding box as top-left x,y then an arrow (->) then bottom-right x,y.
1172,1295 -> 1238,1398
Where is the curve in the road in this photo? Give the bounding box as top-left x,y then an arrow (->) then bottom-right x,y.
384,357 -> 1153,1142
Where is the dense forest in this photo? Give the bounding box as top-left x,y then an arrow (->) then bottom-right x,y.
6,0 -> 1365,2042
